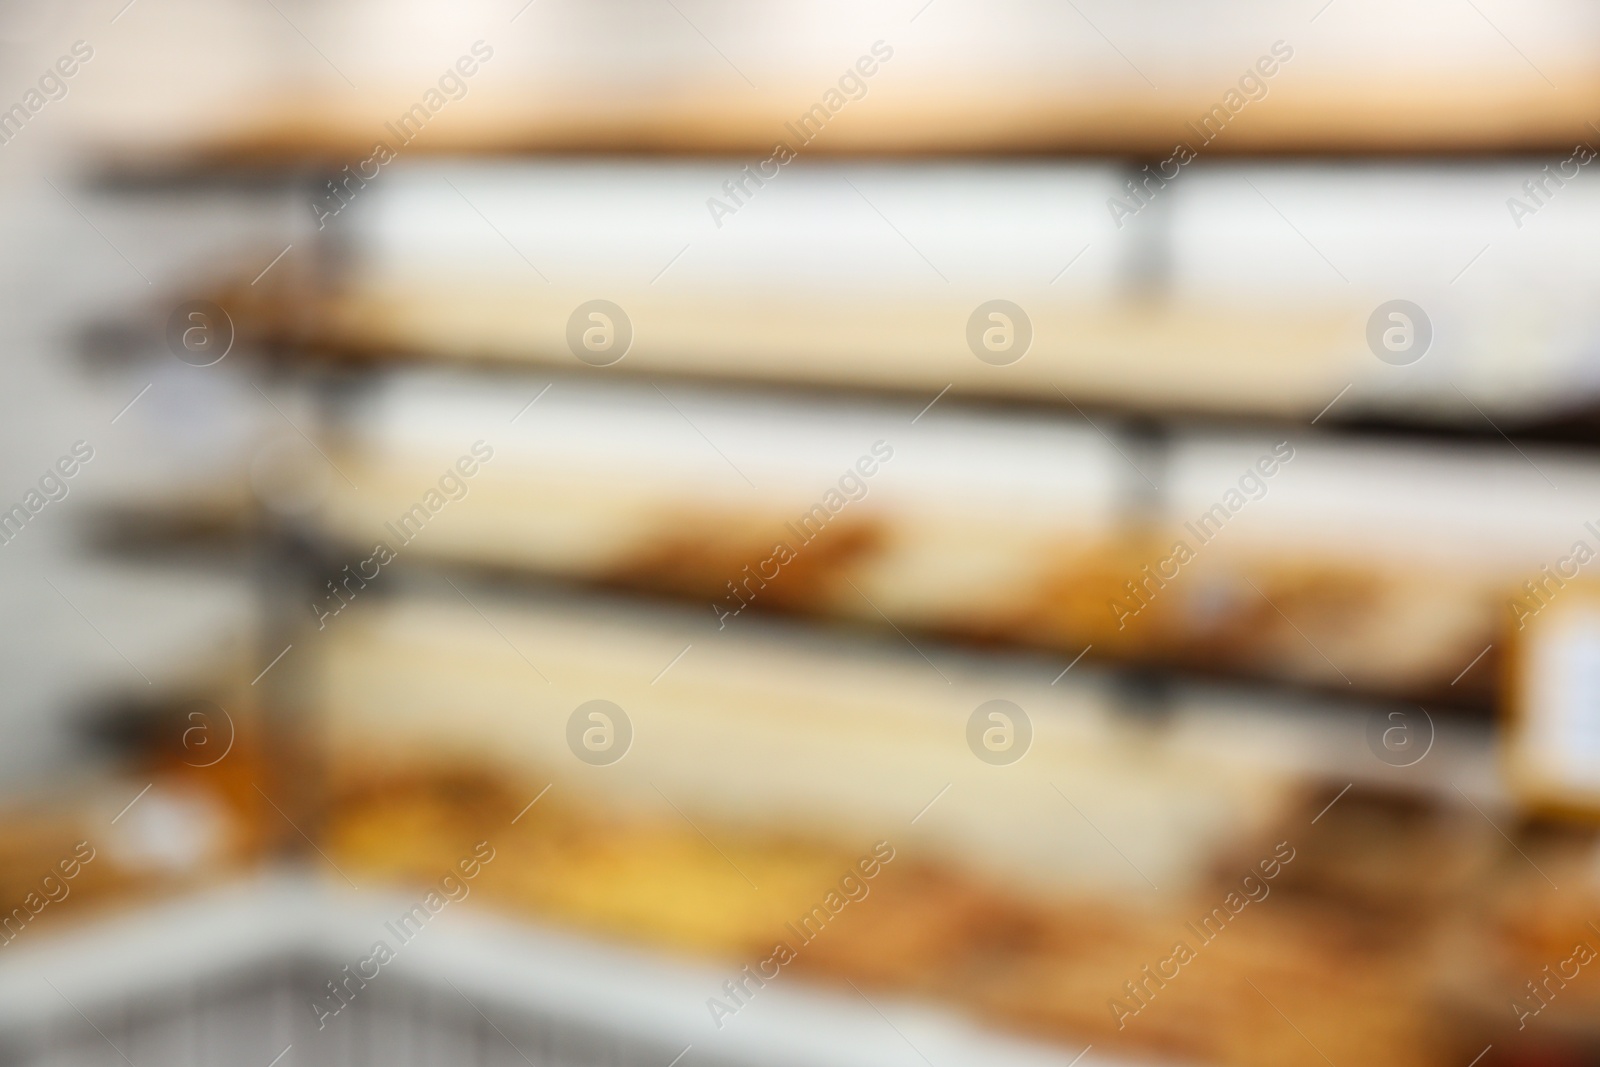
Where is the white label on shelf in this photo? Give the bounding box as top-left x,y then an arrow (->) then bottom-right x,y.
1525,606 -> 1600,794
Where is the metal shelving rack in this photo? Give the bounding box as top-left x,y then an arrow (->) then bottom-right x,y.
67,58 -> 1600,1066
87,117 -> 1600,763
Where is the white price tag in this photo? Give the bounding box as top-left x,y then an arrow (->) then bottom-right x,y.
1510,591 -> 1600,814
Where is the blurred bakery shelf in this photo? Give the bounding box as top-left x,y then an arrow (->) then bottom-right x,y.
79,369 -> 1600,713
325,765 -> 1588,1067
86,98 -> 1600,190
289,575 -> 1587,1066
85,153 -> 1600,447
75,151 -> 1600,720
83,0 -> 1600,185
20,555 -> 1567,1066
0,874 -> 1177,1067
310,581 -> 1299,893
48,5 -> 1600,1065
